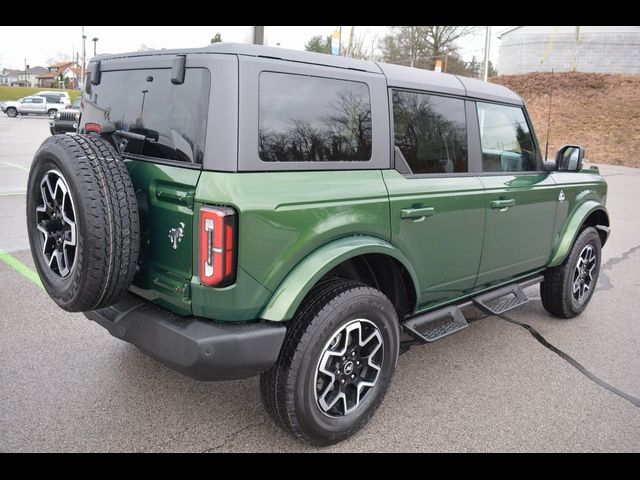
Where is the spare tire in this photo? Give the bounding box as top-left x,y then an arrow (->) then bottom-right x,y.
26,134 -> 140,312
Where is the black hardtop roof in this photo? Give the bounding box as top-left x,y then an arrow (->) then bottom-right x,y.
91,43 -> 522,105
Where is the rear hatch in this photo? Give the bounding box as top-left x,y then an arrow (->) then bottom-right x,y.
81,64 -> 211,315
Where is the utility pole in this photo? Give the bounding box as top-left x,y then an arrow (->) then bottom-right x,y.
252,26 -> 264,45
572,26 -> 580,71
24,58 -> 27,86
346,26 -> 355,57
81,26 -> 86,91
483,26 -> 492,81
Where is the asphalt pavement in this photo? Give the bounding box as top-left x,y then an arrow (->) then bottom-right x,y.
1,114 -> 639,452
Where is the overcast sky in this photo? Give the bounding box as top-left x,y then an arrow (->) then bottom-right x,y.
0,26 -> 509,70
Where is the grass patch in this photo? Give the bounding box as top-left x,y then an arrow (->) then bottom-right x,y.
0,85 -> 81,102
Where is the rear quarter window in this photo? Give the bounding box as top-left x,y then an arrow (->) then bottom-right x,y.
258,72 -> 372,162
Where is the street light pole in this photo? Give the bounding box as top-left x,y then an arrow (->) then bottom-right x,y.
92,37 -> 99,57
81,26 -> 86,92
483,26 -> 492,82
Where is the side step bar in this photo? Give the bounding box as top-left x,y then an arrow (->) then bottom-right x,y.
401,275 -> 543,344
403,306 -> 468,343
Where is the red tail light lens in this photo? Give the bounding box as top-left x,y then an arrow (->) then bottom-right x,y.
199,206 -> 236,287
85,122 -> 102,133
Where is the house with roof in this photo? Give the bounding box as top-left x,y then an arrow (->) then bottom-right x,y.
498,26 -> 640,75
37,62 -> 83,89
1,66 -> 48,87
0,69 -> 21,86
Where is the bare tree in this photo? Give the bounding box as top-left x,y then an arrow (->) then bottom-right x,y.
380,26 -> 477,69
348,32 -> 379,60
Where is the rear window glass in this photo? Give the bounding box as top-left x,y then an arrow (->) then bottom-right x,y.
84,68 -> 210,164
258,72 -> 372,162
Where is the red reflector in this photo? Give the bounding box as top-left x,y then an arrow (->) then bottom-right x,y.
199,206 -> 236,287
85,122 -> 102,133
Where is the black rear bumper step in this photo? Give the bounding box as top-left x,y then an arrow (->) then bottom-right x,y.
85,293 -> 286,381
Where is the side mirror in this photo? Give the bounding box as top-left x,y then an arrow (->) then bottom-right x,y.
556,144 -> 585,172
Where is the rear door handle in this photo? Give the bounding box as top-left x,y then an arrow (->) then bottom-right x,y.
490,199 -> 516,211
400,207 -> 435,221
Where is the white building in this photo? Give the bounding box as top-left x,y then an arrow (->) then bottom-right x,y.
498,26 -> 640,75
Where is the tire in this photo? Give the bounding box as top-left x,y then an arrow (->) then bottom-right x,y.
260,279 -> 400,446
6,107 -> 17,118
47,109 -> 57,118
541,227 -> 602,318
26,134 -> 140,312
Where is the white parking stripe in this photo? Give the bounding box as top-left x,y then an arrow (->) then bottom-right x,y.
1,161 -> 30,172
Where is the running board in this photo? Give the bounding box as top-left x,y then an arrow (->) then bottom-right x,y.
401,275 -> 544,345
402,306 -> 468,343
472,275 -> 544,315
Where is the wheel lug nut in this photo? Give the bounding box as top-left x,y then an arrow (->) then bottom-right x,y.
352,352 -> 356,357
356,361 -> 360,366
341,379 -> 345,384
351,374 -> 355,379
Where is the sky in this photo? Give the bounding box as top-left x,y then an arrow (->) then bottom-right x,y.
0,26 -> 510,71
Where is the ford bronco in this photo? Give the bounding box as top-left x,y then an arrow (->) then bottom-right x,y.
26,44 -> 609,446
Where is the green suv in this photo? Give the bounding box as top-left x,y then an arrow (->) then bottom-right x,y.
26,44 -> 609,445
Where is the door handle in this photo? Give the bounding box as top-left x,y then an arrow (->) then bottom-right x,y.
490,199 -> 516,210
400,207 -> 435,221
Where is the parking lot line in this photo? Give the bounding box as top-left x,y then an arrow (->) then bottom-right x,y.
0,249 -> 43,289
1,161 -> 30,172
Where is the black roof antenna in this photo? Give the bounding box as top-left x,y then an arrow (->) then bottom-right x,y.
544,68 -> 554,161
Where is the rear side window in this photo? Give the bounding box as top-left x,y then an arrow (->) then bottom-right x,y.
259,72 -> 372,162
476,102 -> 537,172
392,90 -> 468,174
85,68 -> 210,164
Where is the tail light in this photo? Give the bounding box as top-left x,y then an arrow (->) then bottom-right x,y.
199,206 -> 237,287
84,122 -> 102,133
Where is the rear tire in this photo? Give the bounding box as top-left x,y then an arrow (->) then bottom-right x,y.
26,134 -> 140,312
541,227 -> 602,318
6,107 -> 17,117
260,279 -> 399,446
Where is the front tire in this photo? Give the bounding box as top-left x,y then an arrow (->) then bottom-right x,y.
6,107 -> 17,117
260,279 -> 399,446
47,109 -> 57,118
541,227 -> 602,318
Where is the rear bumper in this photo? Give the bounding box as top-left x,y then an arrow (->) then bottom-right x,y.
84,294 -> 286,381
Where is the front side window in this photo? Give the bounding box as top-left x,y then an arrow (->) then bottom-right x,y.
259,72 -> 372,162
85,68 -> 210,164
392,90 -> 468,174
33,98 -> 44,104
477,102 -> 537,172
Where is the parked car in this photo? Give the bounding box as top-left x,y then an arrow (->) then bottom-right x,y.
1,96 -> 61,117
35,94 -> 69,114
25,44 -> 610,446
36,90 -> 71,105
49,98 -> 81,135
